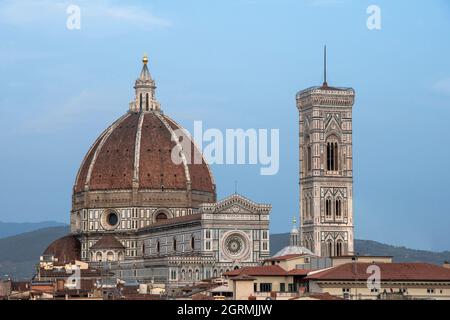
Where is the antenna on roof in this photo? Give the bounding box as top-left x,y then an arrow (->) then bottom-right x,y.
323,45 -> 328,87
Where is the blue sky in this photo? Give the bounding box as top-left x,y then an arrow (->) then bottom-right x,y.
0,0 -> 449,251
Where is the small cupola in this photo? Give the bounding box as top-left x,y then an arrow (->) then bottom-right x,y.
130,54 -> 161,113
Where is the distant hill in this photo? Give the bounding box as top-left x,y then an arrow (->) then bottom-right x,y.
0,226 -> 70,280
1,228 -> 450,281
0,221 -> 67,239
270,233 -> 450,265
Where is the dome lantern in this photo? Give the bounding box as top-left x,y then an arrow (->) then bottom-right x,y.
130,54 -> 161,113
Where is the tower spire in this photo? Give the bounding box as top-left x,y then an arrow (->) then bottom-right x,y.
323,45 -> 328,87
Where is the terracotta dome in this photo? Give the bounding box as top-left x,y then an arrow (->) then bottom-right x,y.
74,112 -> 215,194
72,56 -> 216,211
43,235 -> 81,264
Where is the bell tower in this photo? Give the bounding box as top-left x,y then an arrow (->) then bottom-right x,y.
296,47 -> 355,257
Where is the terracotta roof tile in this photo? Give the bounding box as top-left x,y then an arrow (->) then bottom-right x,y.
287,269 -> 310,276
224,265 -> 288,277
43,235 -> 81,264
90,234 -> 125,250
306,262 -> 450,281
74,112 -> 215,194
141,213 -> 202,229
265,254 -> 305,262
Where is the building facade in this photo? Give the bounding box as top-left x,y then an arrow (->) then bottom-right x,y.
43,55 -> 271,286
296,67 -> 355,257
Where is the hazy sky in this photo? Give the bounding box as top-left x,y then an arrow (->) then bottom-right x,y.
0,0 -> 449,251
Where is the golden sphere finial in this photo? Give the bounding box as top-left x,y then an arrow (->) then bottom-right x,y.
142,53 -> 148,65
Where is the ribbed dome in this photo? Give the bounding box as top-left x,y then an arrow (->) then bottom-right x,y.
43,235 -> 81,264
74,112 -> 215,195
273,246 -> 314,257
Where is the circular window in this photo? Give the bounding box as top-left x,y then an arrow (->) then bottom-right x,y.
224,234 -> 248,258
226,236 -> 243,255
107,212 -> 118,226
101,210 -> 120,230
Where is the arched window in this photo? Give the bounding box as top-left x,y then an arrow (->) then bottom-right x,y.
213,269 -> 217,278
155,212 -> 168,223
156,241 -> 160,254
190,236 -> 195,250
188,269 -> 192,280
327,241 -> 333,257
173,237 -> 177,252
139,93 -> 143,112
195,269 -> 200,281
96,252 -> 102,262
309,197 -> 314,219
118,252 -> 124,261
327,141 -> 339,171
181,269 -> 186,280
307,145 -> 312,171
146,92 -> 149,111
336,241 -> 343,257
325,199 -> 332,218
304,197 -> 309,220
335,199 -> 342,218
106,251 -> 114,262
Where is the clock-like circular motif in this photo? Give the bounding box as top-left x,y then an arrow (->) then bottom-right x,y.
223,233 -> 249,260
227,237 -> 243,254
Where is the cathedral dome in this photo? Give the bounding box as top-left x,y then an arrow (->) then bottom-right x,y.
43,235 -> 81,264
72,55 -> 215,208
74,112 -> 215,194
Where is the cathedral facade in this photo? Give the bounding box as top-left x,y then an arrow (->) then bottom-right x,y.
43,56 -> 271,286
296,68 -> 355,257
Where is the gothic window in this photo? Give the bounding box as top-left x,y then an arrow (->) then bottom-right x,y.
336,199 -> 342,218
327,240 -> 333,257
304,197 -> 309,219
309,197 -> 314,219
191,236 -> 195,250
146,92 -> 149,111
325,198 -> 332,218
336,241 -> 343,256
327,141 -> 339,171
307,145 -> 312,171
106,251 -> 114,262
139,93 -> 143,111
